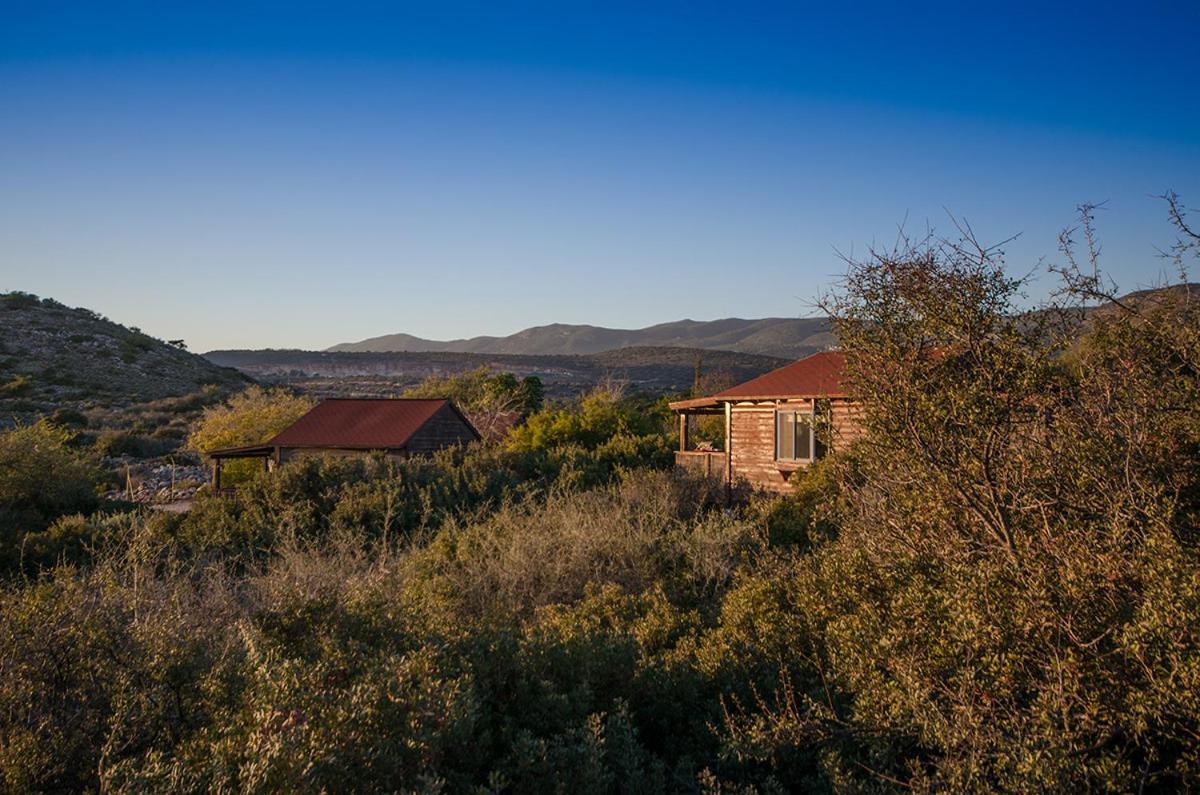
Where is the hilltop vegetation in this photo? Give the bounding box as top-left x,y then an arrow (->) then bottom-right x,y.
0,293 -> 250,461
0,292 -> 247,414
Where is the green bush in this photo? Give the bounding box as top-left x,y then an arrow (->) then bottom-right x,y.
187,385 -> 315,484
747,458 -> 840,549
403,366 -> 544,440
0,421 -> 101,560
117,331 -> 156,364
94,430 -> 176,459
48,407 -> 89,428
507,386 -> 668,452
0,291 -> 41,311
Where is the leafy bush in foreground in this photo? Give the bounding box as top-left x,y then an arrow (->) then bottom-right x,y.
0,420 -> 101,566
719,213 -> 1200,790
0,471 -> 786,792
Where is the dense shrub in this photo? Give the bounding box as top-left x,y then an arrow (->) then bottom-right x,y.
507,385 -> 669,453
0,374 -> 33,397
718,216 -> 1200,790
94,429 -> 176,459
403,366 -> 544,440
0,421 -> 101,561
0,292 -> 41,311
187,385 -> 315,483
170,428 -> 673,561
48,406 -> 89,428
411,471 -> 741,623
0,471 -> 777,791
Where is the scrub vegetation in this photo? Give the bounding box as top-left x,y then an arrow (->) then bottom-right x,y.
0,201 -> 1198,791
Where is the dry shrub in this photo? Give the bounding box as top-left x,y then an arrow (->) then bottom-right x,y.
414,470 -> 748,622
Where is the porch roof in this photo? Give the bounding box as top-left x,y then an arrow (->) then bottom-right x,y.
207,444 -> 274,459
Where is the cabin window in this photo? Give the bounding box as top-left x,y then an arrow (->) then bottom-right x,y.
775,410 -> 827,462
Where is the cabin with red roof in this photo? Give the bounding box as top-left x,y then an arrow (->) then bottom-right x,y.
669,351 -> 862,494
206,398 -> 479,490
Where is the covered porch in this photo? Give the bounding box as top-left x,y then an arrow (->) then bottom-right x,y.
669,395 -> 730,482
207,444 -> 275,493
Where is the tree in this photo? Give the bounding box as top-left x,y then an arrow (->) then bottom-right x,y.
187,386 -> 314,483
723,205 -> 1200,790
403,367 -> 542,441
0,420 -> 100,566
506,382 -> 665,453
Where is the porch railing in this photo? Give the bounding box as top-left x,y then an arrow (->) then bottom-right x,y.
674,450 -> 725,479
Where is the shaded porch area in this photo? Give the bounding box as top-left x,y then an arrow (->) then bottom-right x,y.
670,396 -> 729,482
207,444 -> 275,493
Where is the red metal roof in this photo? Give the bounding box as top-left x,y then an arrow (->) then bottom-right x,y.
266,398 -> 467,449
715,351 -> 846,399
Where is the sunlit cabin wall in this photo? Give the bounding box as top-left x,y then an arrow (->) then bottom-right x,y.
727,397 -> 864,494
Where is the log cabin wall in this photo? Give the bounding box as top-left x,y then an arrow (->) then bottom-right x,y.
830,399 -> 866,448
406,403 -> 479,453
730,401 -> 801,493
727,397 -> 864,493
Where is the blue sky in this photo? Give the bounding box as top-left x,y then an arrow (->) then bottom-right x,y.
2,1 -> 1198,351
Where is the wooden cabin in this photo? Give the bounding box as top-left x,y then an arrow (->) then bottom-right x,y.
206,398 -> 479,489
669,351 -> 863,494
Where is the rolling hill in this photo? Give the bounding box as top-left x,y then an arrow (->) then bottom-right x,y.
0,292 -> 250,420
203,346 -> 791,399
327,316 -> 836,359
326,285 -> 1200,359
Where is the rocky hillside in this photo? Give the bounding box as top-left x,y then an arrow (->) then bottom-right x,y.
0,292 -> 249,421
327,316 -> 836,359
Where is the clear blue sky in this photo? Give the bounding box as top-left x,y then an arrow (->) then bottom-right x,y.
2,1 -> 1198,351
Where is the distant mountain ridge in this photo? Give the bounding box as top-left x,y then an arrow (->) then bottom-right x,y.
328,317 -> 836,359
329,284 -> 1200,359
204,346 -> 791,400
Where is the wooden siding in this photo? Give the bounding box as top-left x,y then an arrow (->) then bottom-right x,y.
726,397 -> 864,494
406,403 -> 479,453
730,404 -> 789,492
674,450 -> 726,480
830,399 -> 866,448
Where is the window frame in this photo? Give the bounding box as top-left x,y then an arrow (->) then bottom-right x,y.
775,409 -> 816,463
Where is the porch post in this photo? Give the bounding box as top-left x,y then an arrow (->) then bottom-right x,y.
212,458 -> 222,492
678,412 -> 689,452
724,401 -> 733,497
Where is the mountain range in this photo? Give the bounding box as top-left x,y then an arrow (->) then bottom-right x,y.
327,317 -> 836,359
328,285 -> 1200,359
203,346 -> 791,400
